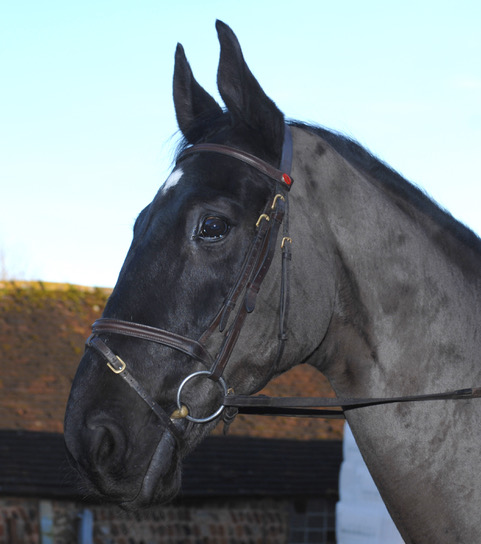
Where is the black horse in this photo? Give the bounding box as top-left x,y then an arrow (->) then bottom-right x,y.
65,21 -> 481,543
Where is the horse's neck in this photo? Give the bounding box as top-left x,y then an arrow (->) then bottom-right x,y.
294,127 -> 481,395
292,127 -> 481,543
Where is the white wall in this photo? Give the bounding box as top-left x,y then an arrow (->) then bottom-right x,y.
336,424 -> 404,544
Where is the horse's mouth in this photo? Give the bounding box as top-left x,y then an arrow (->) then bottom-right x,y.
120,429 -> 181,510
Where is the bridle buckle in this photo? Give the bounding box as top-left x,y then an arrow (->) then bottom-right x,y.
107,355 -> 127,374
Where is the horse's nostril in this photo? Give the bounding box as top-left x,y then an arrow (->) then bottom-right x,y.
87,417 -> 127,472
91,427 -> 114,465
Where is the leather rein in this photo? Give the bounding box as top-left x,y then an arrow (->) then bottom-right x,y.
86,125 -> 481,434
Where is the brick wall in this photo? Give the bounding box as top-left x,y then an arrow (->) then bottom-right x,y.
0,499 -> 39,544
1,497 -> 290,544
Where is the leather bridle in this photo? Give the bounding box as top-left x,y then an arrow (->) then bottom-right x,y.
86,124 -> 481,435
87,125 -> 294,432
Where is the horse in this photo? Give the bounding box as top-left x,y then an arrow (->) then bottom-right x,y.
64,21 -> 481,543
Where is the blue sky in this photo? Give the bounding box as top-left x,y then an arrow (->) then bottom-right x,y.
1,0 -> 480,287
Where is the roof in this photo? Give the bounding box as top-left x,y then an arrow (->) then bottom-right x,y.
0,281 -> 344,440
0,430 -> 342,500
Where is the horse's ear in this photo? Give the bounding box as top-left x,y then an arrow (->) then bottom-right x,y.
216,20 -> 285,157
173,43 -> 223,143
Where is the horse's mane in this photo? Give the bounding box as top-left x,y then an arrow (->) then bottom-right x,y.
290,121 -> 481,256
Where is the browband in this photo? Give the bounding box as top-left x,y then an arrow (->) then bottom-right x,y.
176,127 -> 294,190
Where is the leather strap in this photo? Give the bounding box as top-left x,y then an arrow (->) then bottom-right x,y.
208,193 -> 287,381
91,318 -> 214,368
87,335 -> 182,439
223,387 -> 481,419
200,199 -> 275,340
245,197 -> 286,312
177,143 -> 293,189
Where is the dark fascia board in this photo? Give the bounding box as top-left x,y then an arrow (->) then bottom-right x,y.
0,430 -> 342,501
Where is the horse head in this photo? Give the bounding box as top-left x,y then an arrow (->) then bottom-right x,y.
64,21 -> 329,508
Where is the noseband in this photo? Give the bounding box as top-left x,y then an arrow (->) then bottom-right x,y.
87,125 -> 295,432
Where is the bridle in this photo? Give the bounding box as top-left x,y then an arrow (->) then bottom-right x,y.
86,124 -> 481,438
87,125 -> 294,434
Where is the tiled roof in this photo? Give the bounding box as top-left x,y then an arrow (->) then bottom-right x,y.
0,282 -> 344,440
0,430 -> 342,500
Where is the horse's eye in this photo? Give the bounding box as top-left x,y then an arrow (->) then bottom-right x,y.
198,216 -> 230,240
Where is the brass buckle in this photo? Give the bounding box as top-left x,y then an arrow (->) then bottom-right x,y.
107,356 -> 126,374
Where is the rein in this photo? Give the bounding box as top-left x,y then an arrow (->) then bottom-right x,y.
223,387 -> 481,419
86,124 -> 481,431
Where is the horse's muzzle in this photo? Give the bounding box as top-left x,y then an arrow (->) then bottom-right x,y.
64,396 -> 183,507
